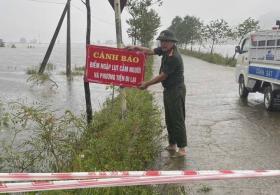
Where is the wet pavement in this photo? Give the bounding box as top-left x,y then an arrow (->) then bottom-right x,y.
150,55 -> 280,195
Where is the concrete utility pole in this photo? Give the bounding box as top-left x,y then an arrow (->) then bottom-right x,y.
66,2 -> 71,78
84,0 -> 93,124
114,0 -> 127,119
39,0 -> 71,74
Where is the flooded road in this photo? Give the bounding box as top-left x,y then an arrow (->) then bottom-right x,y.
151,55 -> 280,195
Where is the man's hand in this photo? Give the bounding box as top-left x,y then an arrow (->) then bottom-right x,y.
125,45 -> 139,51
125,45 -> 154,55
138,82 -> 149,90
138,72 -> 167,90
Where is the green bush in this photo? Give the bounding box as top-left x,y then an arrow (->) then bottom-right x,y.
26,67 -> 37,75
26,63 -> 55,75
65,89 -> 162,194
64,57 -> 162,194
46,62 -> 56,71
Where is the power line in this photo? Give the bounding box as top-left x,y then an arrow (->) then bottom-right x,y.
24,0 -> 66,5
23,0 -> 115,25
69,2 -> 115,25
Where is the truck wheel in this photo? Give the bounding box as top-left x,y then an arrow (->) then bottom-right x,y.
264,86 -> 274,111
239,77 -> 249,98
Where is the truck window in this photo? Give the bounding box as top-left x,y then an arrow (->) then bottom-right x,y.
267,40 -> 276,46
277,39 -> 280,46
241,38 -> 250,53
258,40 -> 266,47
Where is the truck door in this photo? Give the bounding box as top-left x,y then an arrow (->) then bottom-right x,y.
236,37 -> 251,88
237,38 -> 250,66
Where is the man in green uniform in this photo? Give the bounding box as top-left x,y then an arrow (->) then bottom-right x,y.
127,30 -> 187,157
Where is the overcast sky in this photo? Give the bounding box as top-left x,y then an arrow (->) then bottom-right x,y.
0,0 -> 279,43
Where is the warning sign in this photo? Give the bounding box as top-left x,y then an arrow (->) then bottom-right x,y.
85,45 -> 146,88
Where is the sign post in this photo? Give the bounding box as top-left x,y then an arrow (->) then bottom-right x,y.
108,0 -> 127,12
111,0 -> 127,119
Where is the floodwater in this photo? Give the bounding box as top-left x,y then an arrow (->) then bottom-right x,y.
0,43 -> 114,172
151,55 -> 280,194
187,44 -> 236,57
0,43 -> 111,114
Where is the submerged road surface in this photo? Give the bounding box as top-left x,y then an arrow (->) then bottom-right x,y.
150,55 -> 280,195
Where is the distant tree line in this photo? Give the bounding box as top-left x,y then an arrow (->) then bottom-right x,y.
124,1 -> 260,54
168,16 -> 260,54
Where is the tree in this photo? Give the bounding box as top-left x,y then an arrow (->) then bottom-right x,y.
236,17 -> 260,45
169,16 -> 183,32
138,9 -> 161,47
204,19 -> 231,54
183,16 -> 203,50
168,15 -> 203,49
126,0 -> 161,47
231,18 -> 260,59
168,16 -> 185,47
197,25 -> 208,52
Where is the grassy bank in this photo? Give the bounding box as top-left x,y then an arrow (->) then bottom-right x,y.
42,57 -> 163,194
180,49 -> 236,67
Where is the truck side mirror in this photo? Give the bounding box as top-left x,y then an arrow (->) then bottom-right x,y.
235,46 -> 241,54
276,20 -> 280,29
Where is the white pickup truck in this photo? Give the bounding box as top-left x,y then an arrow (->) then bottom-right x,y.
235,28 -> 280,110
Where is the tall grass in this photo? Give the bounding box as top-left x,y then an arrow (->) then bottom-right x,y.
26,63 -> 56,75
180,49 -> 237,67
0,57 -> 164,194
62,57 -> 163,194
